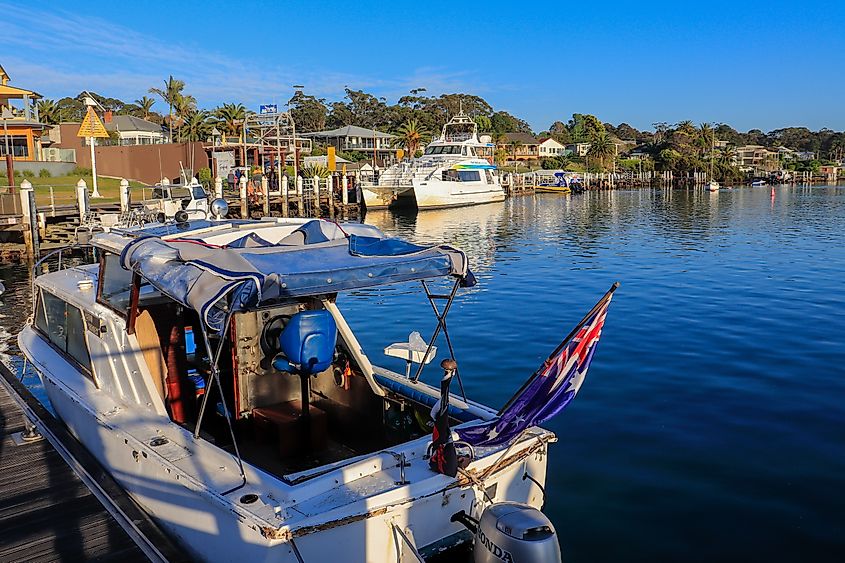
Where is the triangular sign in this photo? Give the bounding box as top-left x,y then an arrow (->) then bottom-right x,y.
77,107 -> 110,138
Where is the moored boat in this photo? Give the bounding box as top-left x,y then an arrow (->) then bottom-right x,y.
361,112 -> 505,211
19,212 -> 616,561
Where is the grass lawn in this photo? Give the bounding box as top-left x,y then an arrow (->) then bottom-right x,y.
3,175 -> 147,206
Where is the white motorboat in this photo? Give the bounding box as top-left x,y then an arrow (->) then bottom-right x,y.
19,212 -> 616,562
361,112 -> 505,210
706,180 -> 720,192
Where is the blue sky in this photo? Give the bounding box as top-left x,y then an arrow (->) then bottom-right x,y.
3,0 -> 843,132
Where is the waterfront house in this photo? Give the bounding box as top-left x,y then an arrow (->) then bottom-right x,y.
733,145 -> 780,173
0,64 -> 50,162
500,132 -> 539,161
538,137 -> 569,158
300,125 -> 395,165
566,142 -> 591,157
626,146 -> 651,161
794,150 -> 815,161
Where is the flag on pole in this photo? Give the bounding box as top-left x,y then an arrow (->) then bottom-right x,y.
458,284 -> 617,448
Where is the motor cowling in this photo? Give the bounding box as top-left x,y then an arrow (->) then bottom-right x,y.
473,502 -> 561,563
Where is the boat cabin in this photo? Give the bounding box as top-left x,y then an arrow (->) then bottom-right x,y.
32,219 -> 487,481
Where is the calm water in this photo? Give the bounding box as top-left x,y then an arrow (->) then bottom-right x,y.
2,186 -> 844,561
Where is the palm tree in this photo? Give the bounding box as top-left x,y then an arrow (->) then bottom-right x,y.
36,99 -> 60,125
172,94 -> 197,141
134,96 -> 156,120
675,120 -> 696,136
587,131 -> 614,170
149,75 -> 186,141
719,144 -> 737,167
213,103 -> 247,140
507,140 -> 523,166
180,110 -> 211,142
392,118 -> 430,158
697,122 -> 714,157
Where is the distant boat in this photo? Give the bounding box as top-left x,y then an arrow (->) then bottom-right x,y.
706,180 -> 720,192
534,170 -> 581,194
751,179 -> 767,187
361,111 -> 505,210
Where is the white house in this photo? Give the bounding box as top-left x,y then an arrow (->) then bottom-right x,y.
105,115 -> 168,145
538,138 -> 568,157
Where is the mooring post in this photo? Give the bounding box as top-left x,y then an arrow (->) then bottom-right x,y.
214,176 -> 223,200
312,175 -> 321,217
261,175 -> 269,217
5,154 -> 15,192
19,179 -> 38,258
341,175 -> 349,207
119,178 -> 130,214
326,175 -> 335,219
296,176 -> 303,217
76,178 -> 89,223
281,175 -> 289,218
239,175 -> 248,218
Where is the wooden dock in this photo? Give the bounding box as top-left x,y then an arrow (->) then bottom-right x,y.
0,364 -> 184,562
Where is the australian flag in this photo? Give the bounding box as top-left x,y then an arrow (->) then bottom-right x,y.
458,284 -> 617,448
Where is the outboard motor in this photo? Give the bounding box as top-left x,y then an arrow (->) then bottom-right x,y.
473,502 -> 561,563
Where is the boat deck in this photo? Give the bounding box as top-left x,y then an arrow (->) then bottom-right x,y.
0,365 -> 183,562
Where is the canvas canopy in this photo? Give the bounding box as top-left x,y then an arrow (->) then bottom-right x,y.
114,220 -> 474,331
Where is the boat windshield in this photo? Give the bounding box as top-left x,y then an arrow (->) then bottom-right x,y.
424,145 -> 465,156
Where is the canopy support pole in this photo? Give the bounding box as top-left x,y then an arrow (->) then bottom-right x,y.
193,304 -> 247,494
412,279 -> 466,401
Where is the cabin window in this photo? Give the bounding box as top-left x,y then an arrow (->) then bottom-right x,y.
457,170 -> 481,182
34,289 -> 92,374
98,253 -> 134,315
485,170 -> 494,183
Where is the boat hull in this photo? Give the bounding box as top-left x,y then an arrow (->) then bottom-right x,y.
21,328 -> 550,562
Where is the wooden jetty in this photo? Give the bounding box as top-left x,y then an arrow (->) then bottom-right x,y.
0,175 -> 362,260
0,363 -> 184,562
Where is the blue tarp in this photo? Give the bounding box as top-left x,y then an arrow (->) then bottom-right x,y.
118,220 -> 474,331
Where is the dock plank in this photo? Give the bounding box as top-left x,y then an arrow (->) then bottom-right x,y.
0,383 -> 150,562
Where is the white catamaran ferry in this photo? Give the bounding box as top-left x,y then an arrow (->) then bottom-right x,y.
361,112 -> 505,211
19,210 -> 615,562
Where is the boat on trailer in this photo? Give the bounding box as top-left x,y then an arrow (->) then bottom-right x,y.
19,212 -> 615,562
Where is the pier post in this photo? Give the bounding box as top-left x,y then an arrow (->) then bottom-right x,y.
261,175 -> 269,217
214,176 -> 223,200
296,176 -> 303,217
19,179 -> 38,258
326,175 -> 335,219
76,179 -> 90,223
119,178 -> 130,214
313,175 -> 321,217
281,175 -> 289,218
342,175 -> 349,206
239,175 -> 248,219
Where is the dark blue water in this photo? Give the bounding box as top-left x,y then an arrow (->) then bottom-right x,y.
2,187 -> 843,561
348,186 -> 845,562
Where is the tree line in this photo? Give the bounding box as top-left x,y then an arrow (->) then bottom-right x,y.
34,77 -> 845,176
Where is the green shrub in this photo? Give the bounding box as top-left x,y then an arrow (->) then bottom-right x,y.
38,168 -> 52,178
22,170 -> 35,178
198,167 -> 212,186
72,166 -> 93,176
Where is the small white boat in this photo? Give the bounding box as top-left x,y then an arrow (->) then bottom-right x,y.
706,180 -> 720,192
20,212 -> 616,562
751,179 -> 767,187
361,112 -> 505,210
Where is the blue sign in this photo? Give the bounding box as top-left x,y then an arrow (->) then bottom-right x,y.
260,104 -> 278,114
